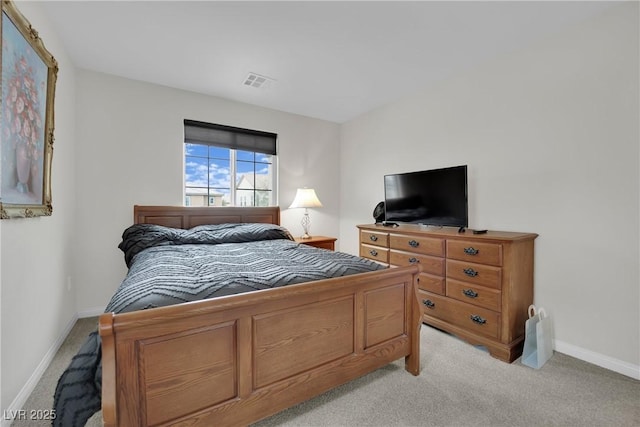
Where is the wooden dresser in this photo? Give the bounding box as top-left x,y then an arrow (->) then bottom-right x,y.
357,223 -> 537,362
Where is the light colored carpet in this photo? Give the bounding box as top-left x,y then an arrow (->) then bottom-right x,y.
12,317 -> 640,426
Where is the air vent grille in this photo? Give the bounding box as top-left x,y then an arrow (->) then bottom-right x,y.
243,72 -> 274,89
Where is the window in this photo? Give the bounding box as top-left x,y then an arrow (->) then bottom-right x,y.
184,120 -> 277,207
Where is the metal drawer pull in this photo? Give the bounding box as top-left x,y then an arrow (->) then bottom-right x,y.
408,240 -> 419,247
370,235 -> 378,242
463,289 -> 478,298
369,249 -> 378,257
463,268 -> 478,277
422,299 -> 435,308
409,257 -> 419,264
470,315 -> 486,325
464,247 -> 479,255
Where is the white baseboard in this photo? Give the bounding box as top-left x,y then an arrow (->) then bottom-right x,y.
1,314 -> 78,427
554,339 -> 640,380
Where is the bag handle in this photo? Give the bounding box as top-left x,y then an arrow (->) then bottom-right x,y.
528,304 -> 547,319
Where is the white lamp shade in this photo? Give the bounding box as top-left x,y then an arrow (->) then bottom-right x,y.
289,188 -> 323,209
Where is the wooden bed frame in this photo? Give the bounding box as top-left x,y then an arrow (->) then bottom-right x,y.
99,205 -> 422,427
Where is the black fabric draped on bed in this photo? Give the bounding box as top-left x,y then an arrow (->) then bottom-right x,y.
53,222 -> 385,426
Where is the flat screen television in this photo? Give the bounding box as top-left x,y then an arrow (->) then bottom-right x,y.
384,165 -> 468,228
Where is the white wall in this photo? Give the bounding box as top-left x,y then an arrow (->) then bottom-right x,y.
339,2 -> 639,375
74,70 -> 341,312
0,1 -> 77,414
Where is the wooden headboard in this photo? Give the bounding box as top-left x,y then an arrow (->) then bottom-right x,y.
133,205 -> 281,228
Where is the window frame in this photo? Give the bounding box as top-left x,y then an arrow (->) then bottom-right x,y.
183,120 -> 278,207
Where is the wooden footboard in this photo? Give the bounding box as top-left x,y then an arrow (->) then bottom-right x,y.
99,265 -> 421,427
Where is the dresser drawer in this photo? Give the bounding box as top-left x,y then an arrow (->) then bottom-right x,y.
389,250 -> 444,276
418,273 -> 445,295
360,244 -> 389,264
446,259 -> 502,290
446,278 -> 501,312
447,240 -> 503,266
360,230 -> 388,247
418,290 -> 500,339
390,234 -> 444,257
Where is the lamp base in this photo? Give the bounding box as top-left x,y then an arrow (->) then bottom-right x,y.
300,211 -> 312,239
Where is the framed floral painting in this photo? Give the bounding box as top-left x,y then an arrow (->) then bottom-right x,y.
0,0 -> 57,219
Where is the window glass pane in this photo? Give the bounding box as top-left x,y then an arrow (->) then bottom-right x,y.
255,190 -> 271,207
237,150 -> 254,162
256,153 -> 272,164
236,160 -> 254,175
185,143 -> 208,157
236,161 -> 255,189
254,178 -> 270,191
211,188 -> 231,206
209,159 -> 231,189
209,146 -> 230,159
185,156 -> 209,187
237,175 -> 255,190
255,163 -> 272,190
236,189 -> 255,207
185,187 -> 208,207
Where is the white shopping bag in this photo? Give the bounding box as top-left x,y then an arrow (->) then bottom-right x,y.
522,304 -> 553,369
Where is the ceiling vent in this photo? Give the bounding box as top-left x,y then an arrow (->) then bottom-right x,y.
243,72 -> 275,89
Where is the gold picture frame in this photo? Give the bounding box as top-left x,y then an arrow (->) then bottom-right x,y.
0,0 -> 57,219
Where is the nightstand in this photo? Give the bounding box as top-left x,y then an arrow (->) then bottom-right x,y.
294,236 -> 337,251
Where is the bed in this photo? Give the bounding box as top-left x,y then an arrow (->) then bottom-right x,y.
59,205 -> 422,426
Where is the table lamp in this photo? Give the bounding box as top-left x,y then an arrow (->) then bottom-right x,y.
288,188 -> 323,239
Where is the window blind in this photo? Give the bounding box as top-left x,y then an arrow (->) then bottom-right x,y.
184,119 -> 277,155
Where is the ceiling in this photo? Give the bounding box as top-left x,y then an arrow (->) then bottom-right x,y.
39,1 -> 618,123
